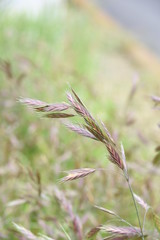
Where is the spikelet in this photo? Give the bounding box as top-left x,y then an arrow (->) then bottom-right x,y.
65,123 -> 97,140
60,168 -> 96,182
19,98 -> 47,108
36,102 -> 70,112
106,144 -> 124,170
19,98 -> 72,118
67,92 -> 92,119
45,112 -> 75,118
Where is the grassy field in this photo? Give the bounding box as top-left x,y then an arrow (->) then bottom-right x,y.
0,3 -> 160,239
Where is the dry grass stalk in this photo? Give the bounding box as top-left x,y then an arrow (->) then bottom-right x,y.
94,205 -> 135,229
13,223 -> 36,240
13,222 -> 55,240
54,188 -> 83,240
60,168 -> 96,182
94,205 -> 118,217
7,199 -> 27,207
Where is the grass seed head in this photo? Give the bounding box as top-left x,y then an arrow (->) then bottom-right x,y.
19,98 -> 47,108
60,168 -> 96,182
36,102 -> 70,112
99,225 -> 141,238
107,144 -> 124,170
45,112 -> 75,118
65,123 -> 97,140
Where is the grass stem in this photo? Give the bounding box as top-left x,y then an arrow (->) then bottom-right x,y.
143,209 -> 148,233
126,177 -> 144,240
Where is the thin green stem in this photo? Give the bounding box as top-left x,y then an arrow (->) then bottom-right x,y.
126,178 -> 144,240
117,217 -> 137,230
143,208 -> 148,233
59,224 -> 72,240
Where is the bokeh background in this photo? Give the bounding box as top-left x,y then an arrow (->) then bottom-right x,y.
0,0 -> 160,239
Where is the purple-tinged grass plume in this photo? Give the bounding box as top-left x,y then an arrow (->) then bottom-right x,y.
20,88 -> 149,240
60,168 -> 96,182
99,225 -> 141,239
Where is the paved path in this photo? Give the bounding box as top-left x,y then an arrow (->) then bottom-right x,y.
96,0 -> 160,56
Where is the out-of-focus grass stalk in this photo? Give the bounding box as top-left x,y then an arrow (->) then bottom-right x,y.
121,144 -> 144,239
126,178 -> 144,240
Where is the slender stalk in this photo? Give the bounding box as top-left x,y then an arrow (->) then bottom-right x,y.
109,217 -> 139,231
59,224 -> 72,240
126,177 -> 144,240
117,217 -> 138,230
143,209 -> 148,233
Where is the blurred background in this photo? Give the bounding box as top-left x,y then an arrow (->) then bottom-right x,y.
0,0 -> 160,239
97,0 -> 160,56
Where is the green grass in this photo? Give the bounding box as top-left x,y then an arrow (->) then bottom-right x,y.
0,4 -> 160,239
